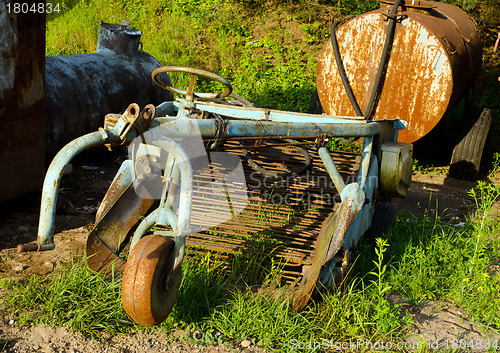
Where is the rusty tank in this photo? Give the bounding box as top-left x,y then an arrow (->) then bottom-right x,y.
316,0 -> 482,143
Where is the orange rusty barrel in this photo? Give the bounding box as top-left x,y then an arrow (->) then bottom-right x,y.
316,0 -> 482,143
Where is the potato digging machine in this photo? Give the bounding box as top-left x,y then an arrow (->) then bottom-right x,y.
25,64 -> 411,325
22,0 -> 484,326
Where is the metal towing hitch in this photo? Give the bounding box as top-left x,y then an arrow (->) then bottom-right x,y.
23,64 -> 412,326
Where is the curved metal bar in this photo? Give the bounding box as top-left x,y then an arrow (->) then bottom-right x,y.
36,130 -> 119,249
152,138 -> 194,236
152,66 -> 233,99
241,139 -> 312,178
129,138 -> 192,273
129,208 -> 160,252
330,19 -> 363,117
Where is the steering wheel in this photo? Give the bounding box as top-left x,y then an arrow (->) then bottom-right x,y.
152,66 -> 233,102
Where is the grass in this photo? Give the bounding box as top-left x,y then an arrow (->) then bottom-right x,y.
489,152 -> 500,177
1,258 -> 131,336
412,159 -> 448,176
0,339 -> 8,352
383,181 -> 500,328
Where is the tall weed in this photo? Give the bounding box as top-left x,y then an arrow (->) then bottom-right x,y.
386,182 -> 500,328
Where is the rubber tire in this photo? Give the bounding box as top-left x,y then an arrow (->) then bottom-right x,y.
450,108 -> 492,180
308,90 -> 324,115
367,203 -> 396,241
121,235 -> 182,326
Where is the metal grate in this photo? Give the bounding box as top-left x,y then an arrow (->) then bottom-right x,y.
186,139 -> 360,284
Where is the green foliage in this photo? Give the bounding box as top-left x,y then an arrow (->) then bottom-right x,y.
365,238 -> 402,335
338,0 -> 379,16
489,152 -> 500,177
412,159 -> 447,176
385,182 -> 500,327
412,158 -> 423,172
386,213 -> 469,302
164,253 -> 228,327
328,138 -> 362,153
208,289 -> 311,349
206,279 -> 403,352
438,0 -> 480,10
299,22 -> 325,44
1,258 -> 130,337
468,181 -> 500,231
370,238 -> 391,301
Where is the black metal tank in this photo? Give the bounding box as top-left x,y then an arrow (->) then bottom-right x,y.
46,21 -> 173,158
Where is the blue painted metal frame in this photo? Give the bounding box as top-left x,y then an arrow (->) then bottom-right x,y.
33,95 -> 404,262
36,129 -> 121,250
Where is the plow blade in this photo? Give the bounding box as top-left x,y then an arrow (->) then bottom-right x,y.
86,183 -> 154,274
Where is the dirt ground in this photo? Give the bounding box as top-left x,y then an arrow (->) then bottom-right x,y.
0,149 -> 499,352
394,168 -> 500,221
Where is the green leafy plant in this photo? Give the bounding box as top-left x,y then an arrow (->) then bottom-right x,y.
489,152 -> 500,177
367,238 -> 401,334
468,180 -> 500,230
370,238 -> 391,301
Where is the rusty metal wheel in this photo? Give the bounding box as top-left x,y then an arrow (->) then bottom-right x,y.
121,235 -> 182,326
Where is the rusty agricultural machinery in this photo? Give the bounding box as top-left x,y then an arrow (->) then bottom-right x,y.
26,69 -> 412,325
19,0 -> 484,326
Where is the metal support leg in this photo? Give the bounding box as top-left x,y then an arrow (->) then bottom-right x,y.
357,136 -> 373,190
317,146 -> 346,194
128,137 -> 193,279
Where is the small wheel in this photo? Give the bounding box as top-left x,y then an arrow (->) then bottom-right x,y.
121,235 -> 182,326
151,66 -> 232,101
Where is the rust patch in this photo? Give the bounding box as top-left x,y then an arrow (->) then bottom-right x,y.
184,140 -> 362,309
86,184 -> 154,273
86,230 -> 127,275
95,170 -> 131,223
